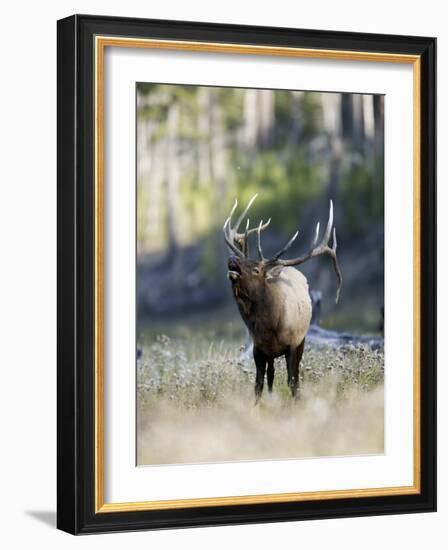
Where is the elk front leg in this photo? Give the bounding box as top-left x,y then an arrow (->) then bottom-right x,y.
253,346 -> 267,404
267,359 -> 275,393
285,338 -> 305,399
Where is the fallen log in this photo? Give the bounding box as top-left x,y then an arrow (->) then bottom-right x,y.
306,324 -> 383,349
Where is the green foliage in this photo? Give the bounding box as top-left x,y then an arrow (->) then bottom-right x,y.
340,155 -> 384,234
274,91 -> 323,144
218,87 -> 245,131
299,92 -> 324,138
233,150 -> 323,232
136,183 -> 149,247
273,90 -> 296,143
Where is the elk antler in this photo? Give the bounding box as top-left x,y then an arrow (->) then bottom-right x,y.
263,201 -> 342,303
223,194 -> 271,257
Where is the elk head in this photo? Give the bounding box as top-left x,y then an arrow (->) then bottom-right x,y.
223,195 -> 342,303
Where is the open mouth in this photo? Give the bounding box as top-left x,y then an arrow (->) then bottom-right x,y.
227,258 -> 241,281
227,269 -> 240,281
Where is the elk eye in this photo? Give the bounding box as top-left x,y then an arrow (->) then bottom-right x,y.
252,267 -> 260,275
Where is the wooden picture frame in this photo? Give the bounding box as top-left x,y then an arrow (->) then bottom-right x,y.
57,14 -> 436,534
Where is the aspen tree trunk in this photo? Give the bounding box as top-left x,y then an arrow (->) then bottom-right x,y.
145,140 -> 164,252
209,91 -> 229,263
258,89 -> 275,147
165,103 -> 181,258
243,88 -> 259,149
197,88 -> 212,187
321,93 -> 343,245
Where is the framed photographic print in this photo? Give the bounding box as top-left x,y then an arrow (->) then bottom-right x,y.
57,14 -> 436,534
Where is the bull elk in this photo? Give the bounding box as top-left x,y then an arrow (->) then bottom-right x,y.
223,195 -> 342,401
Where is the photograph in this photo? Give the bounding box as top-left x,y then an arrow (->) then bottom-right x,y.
136,83 -> 385,466
55,12 -> 436,535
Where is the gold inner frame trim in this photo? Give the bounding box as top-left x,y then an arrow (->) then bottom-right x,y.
94,35 -> 422,514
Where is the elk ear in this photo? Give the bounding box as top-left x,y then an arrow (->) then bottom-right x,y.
266,265 -> 284,280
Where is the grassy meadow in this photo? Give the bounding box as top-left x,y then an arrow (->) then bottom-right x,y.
137,314 -> 384,466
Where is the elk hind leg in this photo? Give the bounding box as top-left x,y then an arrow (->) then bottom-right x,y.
267,359 -> 275,393
286,339 -> 305,399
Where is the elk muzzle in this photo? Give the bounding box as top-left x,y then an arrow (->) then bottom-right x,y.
227,256 -> 241,281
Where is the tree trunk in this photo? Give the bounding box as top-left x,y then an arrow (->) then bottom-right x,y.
166,103 -> 180,257
258,89 -> 275,147
197,88 -> 212,186
243,88 -> 259,149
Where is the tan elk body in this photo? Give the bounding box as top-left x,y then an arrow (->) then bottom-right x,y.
233,265 -> 312,358
223,195 -> 341,400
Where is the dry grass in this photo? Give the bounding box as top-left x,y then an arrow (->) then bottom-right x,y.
137,333 -> 384,465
